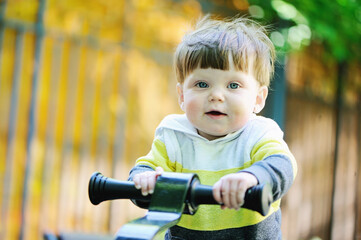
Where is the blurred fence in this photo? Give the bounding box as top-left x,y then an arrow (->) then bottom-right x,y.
1,1 -> 361,240
0,1 -> 183,239
283,93 -> 360,239
282,49 -> 361,239
0,16 -> 129,240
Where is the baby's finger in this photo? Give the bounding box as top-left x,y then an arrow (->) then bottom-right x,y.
147,173 -> 156,194
139,174 -> 151,196
237,187 -> 245,208
212,181 -> 223,204
155,167 -> 164,176
237,182 -> 249,208
133,174 -> 141,189
229,180 -> 239,209
221,181 -> 231,208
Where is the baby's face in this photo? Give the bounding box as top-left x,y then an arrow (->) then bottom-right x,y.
177,66 -> 267,140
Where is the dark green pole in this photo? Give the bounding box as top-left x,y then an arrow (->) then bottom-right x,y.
329,61 -> 347,239
263,57 -> 286,131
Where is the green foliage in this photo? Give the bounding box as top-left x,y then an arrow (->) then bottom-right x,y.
248,0 -> 361,62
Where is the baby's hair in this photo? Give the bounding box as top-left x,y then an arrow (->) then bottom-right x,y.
174,15 -> 275,87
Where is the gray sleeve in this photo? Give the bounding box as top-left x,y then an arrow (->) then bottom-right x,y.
128,164 -> 155,181
240,154 -> 294,201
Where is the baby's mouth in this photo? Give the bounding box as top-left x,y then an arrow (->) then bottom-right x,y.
205,111 -> 227,117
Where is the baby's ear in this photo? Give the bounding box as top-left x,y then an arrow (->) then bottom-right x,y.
254,86 -> 268,114
176,83 -> 185,111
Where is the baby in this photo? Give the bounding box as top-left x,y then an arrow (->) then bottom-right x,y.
129,15 -> 297,240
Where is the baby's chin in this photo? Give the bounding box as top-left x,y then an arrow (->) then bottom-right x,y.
197,129 -> 231,141
197,123 -> 248,140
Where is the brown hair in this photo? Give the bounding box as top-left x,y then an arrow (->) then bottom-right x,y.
174,15 -> 275,87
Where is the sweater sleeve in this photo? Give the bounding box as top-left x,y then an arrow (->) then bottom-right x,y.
127,137 -> 173,208
128,137 -> 175,181
240,139 -> 297,201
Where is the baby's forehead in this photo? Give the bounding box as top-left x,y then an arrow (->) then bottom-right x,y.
180,52 -> 258,83
186,66 -> 256,82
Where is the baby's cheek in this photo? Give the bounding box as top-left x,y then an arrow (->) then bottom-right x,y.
184,98 -> 201,114
231,110 -> 250,130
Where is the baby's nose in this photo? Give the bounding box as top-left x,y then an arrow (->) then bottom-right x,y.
208,89 -> 225,102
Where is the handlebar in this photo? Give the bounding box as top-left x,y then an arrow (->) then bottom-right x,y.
89,172 -> 273,216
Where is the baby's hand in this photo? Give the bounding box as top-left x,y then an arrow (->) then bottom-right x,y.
213,172 -> 258,210
133,167 -> 164,196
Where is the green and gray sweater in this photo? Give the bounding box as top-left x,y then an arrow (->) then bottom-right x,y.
129,114 -> 297,240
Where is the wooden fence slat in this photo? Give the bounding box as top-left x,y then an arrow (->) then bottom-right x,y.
283,94 -> 336,239
2,29 -> 25,240
0,0 -> 7,90
20,5 -> 45,238
39,37 -> 64,236
57,40 -> 82,233
78,46 -> 98,232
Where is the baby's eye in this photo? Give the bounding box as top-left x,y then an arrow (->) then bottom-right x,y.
195,82 -> 209,88
228,82 -> 240,89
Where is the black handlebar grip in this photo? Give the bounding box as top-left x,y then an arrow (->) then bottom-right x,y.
190,183 -> 273,216
88,172 -> 151,205
243,183 -> 273,216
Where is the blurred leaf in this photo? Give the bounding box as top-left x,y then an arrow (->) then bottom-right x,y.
249,0 -> 361,62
